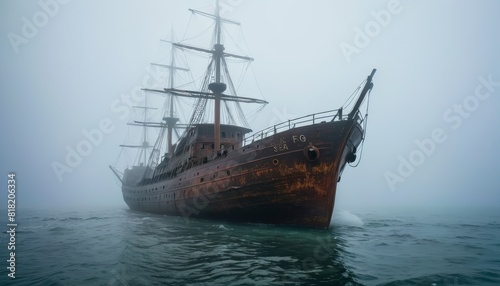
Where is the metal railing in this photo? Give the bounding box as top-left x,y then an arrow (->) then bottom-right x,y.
243,108 -> 364,146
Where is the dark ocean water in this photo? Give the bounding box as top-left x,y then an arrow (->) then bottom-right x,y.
1,207 -> 499,285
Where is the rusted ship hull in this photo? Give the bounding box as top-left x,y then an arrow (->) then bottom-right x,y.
122,119 -> 363,228
112,2 -> 377,229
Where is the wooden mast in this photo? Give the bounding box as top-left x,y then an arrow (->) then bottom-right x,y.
166,29 -> 178,156
148,1 -> 265,155
153,30 -> 188,157
210,0 -> 225,153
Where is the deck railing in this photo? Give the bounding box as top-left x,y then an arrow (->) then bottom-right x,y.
243,108 -> 365,146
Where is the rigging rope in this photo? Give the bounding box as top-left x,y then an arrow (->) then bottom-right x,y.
182,22 -> 215,43
181,13 -> 193,42
221,56 -> 249,127
144,122 -> 167,174
246,103 -> 266,125
250,64 -> 265,100
223,24 -> 248,56
349,89 -> 371,168
342,79 -> 366,111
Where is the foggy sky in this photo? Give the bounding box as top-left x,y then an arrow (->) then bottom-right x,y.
1,0 -> 499,211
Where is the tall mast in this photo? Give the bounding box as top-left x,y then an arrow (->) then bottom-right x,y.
121,101 -> 156,166
166,29 -> 177,156
143,95 -> 148,164
209,0 -> 225,153
148,2 -> 265,155
155,29 -> 185,157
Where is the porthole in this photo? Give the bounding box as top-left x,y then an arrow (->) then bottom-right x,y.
304,145 -> 320,161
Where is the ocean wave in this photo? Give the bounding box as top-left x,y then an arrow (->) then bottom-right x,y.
60,217 -> 84,221
213,224 -> 230,230
48,226 -> 72,232
380,271 -> 500,286
331,210 -> 364,227
387,232 -> 414,239
10,208 -> 500,286
84,216 -> 106,221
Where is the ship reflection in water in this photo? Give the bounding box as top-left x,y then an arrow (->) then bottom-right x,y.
108,209 -> 358,285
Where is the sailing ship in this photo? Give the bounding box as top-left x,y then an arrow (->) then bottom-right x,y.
110,2 -> 376,229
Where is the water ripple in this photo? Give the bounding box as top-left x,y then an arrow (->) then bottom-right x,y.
5,208 -> 499,285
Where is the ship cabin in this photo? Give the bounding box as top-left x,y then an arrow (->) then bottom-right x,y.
175,124 -> 252,159
148,124 -> 252,184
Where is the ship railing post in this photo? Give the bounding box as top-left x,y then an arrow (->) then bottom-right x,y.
288,119 -> 290,129
313,114 -> 315,124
